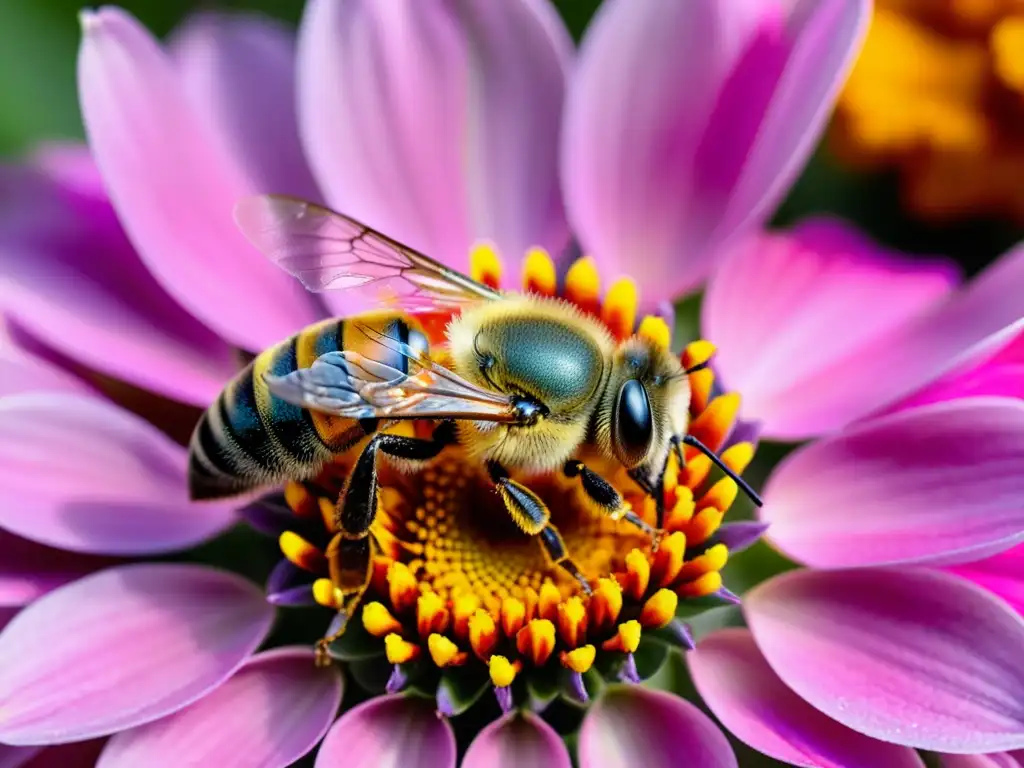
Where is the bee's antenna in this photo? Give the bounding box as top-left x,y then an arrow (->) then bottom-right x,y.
683,361 -> 710,375
674,434 -> 762,507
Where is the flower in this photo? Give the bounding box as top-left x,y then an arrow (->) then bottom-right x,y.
0,0 -> 879,765
832,0 -> 1024,222
690,218 -> 1024,762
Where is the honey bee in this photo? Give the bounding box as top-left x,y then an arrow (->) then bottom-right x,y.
189,195 -> 760,654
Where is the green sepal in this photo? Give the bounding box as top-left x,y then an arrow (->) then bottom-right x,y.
524,667 -> 561,713
347,656 -> 395,694
632,638 -> 670,680
436,666 -> 490,717
324,618 -> 384,662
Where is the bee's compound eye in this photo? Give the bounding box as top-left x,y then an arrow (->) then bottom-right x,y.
614,379 -> 653,467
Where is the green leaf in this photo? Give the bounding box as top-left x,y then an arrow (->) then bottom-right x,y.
524,668 -> 561,712
325,617 -> 384,662
348,656 -> 394,695
632,638 -> 670,680
437,666 -> 490,717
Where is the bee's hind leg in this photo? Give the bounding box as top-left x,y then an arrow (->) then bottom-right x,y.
316,421 -> 457,665
564,460 -> 656,537
488,461 -> 593,596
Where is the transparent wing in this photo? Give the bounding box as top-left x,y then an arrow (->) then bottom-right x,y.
264,326 -> 520,423
235,194 -> 502,310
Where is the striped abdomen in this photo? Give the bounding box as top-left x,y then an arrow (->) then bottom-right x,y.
188,311 -> 432,500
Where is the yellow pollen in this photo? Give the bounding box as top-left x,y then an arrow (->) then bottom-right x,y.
601,278 -> 638,340
589,577 -> 623,634
501,597 -> 526,638
516,619 -> 556,666
560,645 -> 597,674
640,589 -> 678,629
622,549 -> 651,600
538,582 -> 562,622
452,593 -> 481,639
469,242 -> 502,290
417,592 -> 449,637
363,602 -> 403,637
557,596 -> 588,647
387,562 -> 419,613
384,633 -> 420,664
564,256 -> 601,311
428,634 -> 467,667
469,609 -> 499,659
522,247 -> 557,296
313,578 -> 342,609
489,655 -> 519,687
637,315 -> 671,350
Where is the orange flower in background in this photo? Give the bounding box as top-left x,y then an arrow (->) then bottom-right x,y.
832,0 -> 1024,222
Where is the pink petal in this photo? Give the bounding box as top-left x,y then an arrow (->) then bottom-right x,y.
463,712 -> 571,768
168,12 -> 320,202
315,695 -> 456,768
0,393 -> 235,555
0,343 -> 88,397
941,755 -> 1024,768
948,545 -> 1024,616
761,397 -> 1024,568
0,746 -> 40,768
0,147 -> 236,406
746,568 -> 1024,753
0,564 -> 274,745
98,647 -> 342,768
562,0 -> 869,303
0,530 -> 117,607
702,220 -> 959,439
298,0 -> 570,311
578,687 -> 736,768
689,627 -> 925,768
78,7 -> 319,351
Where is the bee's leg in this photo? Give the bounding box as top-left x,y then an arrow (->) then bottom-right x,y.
488,461 -> 592,595
316,422 -> 456,665
563,460 -> 654,536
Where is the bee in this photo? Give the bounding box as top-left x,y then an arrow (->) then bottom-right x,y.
189,195 -> 760,655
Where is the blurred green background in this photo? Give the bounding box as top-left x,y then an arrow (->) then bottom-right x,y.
1,0 -> 1021,276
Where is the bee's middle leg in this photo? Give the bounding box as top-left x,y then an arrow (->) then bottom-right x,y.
488,461 -> 592,595
316,422 -> 456,664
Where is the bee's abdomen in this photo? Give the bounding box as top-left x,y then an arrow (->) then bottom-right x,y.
188,314 -> 429,500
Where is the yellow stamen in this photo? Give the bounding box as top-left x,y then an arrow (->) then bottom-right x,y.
470,242 -> 502,290
284,482 -> 316,518
417,592 -> 449,638
640,589 -> 678,629
489,655 -> 519,687
363,601 -> 403,637
387,562 -> 419,614
651,532 -> 686,587
556,597 -> 588,648
428,633 -> 467,667
992,17 -> 1024,93
621,549 -> 651,601
279,531 -> 327,574
384,633 -> 420,664
677,571 -> 723,599
560,645 -> 597,674
637,316 -> 671,350
313,578 -> 342,609
664,486 -> 696,530
699,478 -> 738,514
589,577 -> 623,634
722,442 -> 755,475
678,544 -> 729,583
601,278 -> 638,340
452,593 -> 481,640
602,620 -> 642,654
681,340 -> 716,371
317,497 -> 335,533
501,597 -> 526,638
685,508 -> 725,547
522,247 -> 557,296
687,393 -> 740,457
564,256 -> 601,312
538,582 -> 561,622
469,609 -> 499,659
516,619 -> 556,666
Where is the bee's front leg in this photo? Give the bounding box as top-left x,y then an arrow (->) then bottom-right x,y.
565,460 -> 657,538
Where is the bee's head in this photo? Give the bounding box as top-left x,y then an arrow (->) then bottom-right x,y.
596,337 -> 691,471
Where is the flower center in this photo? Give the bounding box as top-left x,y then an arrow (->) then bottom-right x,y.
260,245 -> 759,709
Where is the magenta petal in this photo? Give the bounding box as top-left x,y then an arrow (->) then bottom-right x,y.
0,564 -> 274,745
0,148 -> 236,406
0,393 -> 235,555
0,344 -> 87,398
762,398 -> 1024,568
169,12 -> 320,202
702,220 -> 958,438
948,545 -> 1024,616
578,687 -> 736,768
298,0 -> 570,308
0,530 -> 116,608
690,627 -> 925,768
315,695 -> 455,768
562,0 -> 869,303
78,7 -> 318,351
0,746 -> 40,768
463,712 -> 571,768
98,647 -> 341,768
746,568 -> 1024,753
941,755 -> 1024,768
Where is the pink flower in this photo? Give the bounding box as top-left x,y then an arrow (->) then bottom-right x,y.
690,220 -> 1024,763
